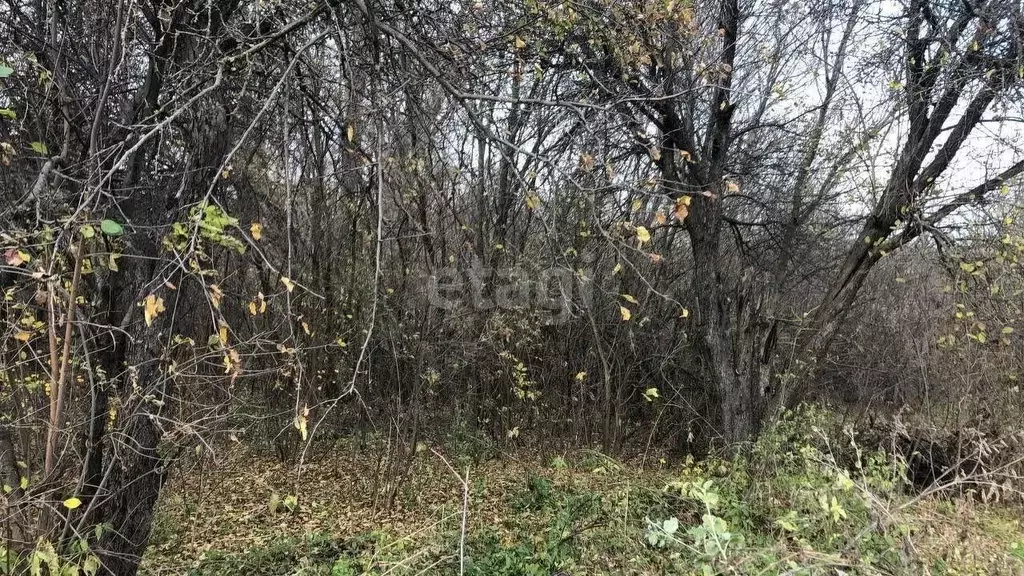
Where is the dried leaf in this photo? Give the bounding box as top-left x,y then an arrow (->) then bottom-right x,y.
673,196 -> 691,221
143,294 -> 165,327
209,285 -> 223,309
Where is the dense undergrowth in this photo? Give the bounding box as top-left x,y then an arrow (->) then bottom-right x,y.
140,409 -> 1024,576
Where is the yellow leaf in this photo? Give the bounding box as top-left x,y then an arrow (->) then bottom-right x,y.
250,222 -> 263,241
673,196 -> 690,221
302,321 -> 311,335
346,122 -> 355,143
613,263 -> 623,275
248,301 -> 257,315
281,276 -> 295,292
525,194 -> 541,210
680,308 -> 690,318
725,180 -> 739,193
108,253 -> 120,271
635,226 -> 651,245
227,348 -> 240,374
621,294 -> 638,304
13,330 -> 32,342
575,371 -> 587,381
513,36 -> 526,49
619,306 -> 632,321
63,497 -> 82,509
143,294 -> 165,327
218,325 -> 228,346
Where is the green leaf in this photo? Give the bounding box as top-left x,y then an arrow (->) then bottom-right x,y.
100,219 -> 124,236
662,516 -> 679,535
0,108 -> 15,120
0,64 -> 12,78
79,225 -> 95,239
82,555 -> 101,576
776,511 -> 799,532
29,141 -> 48,155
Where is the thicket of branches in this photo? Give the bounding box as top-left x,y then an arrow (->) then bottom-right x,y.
1,0 -> 1023,573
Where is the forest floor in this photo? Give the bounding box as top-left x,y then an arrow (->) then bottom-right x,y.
141,428 -> 1024,576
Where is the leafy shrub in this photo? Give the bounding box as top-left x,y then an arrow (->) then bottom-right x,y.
642,406 -> 912,573
468,479 -> 602,576
512,474 -> 553,511
445,417 -> 496,468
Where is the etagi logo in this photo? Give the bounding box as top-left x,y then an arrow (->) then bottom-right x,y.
425,263 -> 592,324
